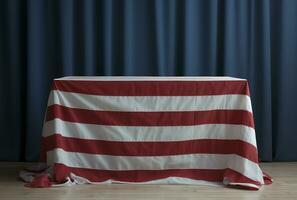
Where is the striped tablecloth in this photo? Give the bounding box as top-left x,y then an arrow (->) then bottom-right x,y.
39,76 -> 272,190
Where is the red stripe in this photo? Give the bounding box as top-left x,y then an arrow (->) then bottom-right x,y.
263,172 -> 273,185
45,105 -> 255,127
42,134 -> 259,163
52,80 -> 250,96
53,163 -> 262,190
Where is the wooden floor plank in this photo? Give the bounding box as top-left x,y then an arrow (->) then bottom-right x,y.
0,162 -> 296,200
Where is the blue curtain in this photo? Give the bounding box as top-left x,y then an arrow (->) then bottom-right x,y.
0,0 -> 297,161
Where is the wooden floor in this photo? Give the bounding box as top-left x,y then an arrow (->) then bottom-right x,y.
0,162 -> 297,200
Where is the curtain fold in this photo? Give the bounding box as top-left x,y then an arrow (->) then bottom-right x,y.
0,0 -> 297,161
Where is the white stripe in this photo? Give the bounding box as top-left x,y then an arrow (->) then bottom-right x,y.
69,172 -> 223,186
68,172 -> 259,188
48,90 -> 252,112
47,148 -> 264,184
43,119 -> 257,147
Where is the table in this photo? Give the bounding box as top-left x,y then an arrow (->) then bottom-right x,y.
39,76 -> 272,190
